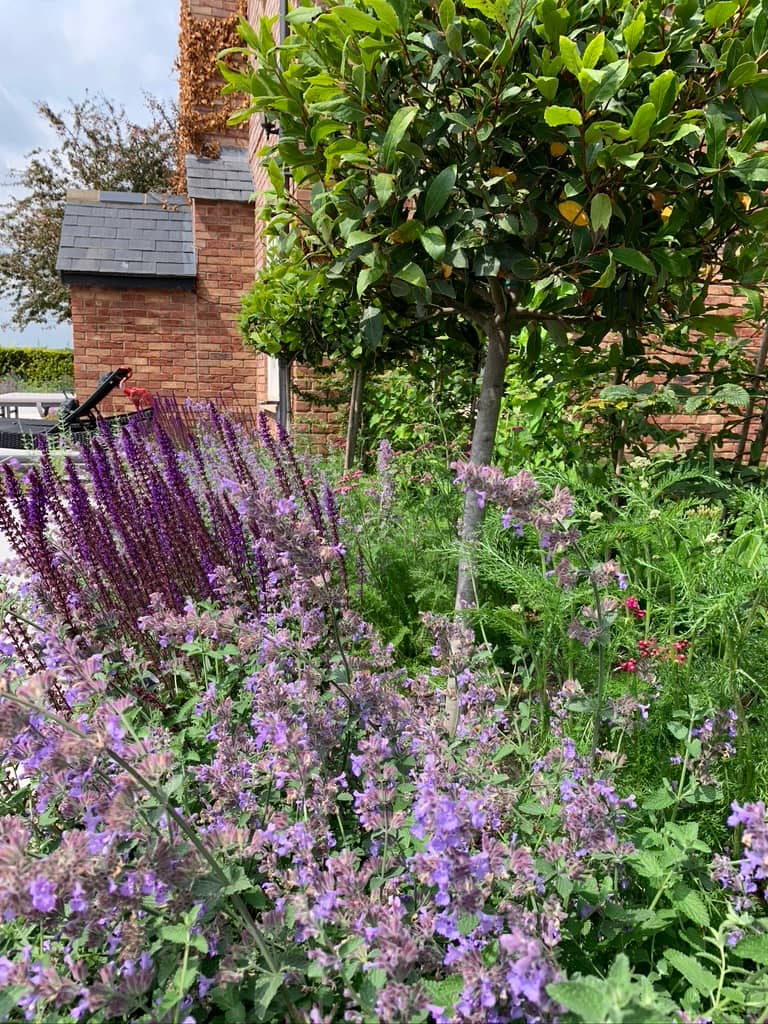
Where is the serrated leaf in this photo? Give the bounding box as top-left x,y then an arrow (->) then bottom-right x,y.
663,949 -> 717,995
590,194 -> 612,233
160,924 -> 209,954
380,106 -> 418,169
0,987 -> 27,1019
425,975 -> 464,1010
253,972 -> 284,1018
545,105 -> 583,127
547,980 -> 611,1021
613,247 -> 655,275
423,165 -> 457,220
733,935 -> 768,965
713,384 -> 750,407
642,787 -> 676,810
674,890 -> 710,927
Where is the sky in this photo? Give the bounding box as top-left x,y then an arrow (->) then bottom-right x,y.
0,0 -> 180,349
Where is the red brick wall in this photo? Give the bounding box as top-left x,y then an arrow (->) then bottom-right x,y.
653,287 -> 765,460
71,197 -> 269,413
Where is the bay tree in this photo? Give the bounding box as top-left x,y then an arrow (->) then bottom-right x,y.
221,0 -> 768,608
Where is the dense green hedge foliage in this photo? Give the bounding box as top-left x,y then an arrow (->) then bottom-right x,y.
0,348 -> 73,389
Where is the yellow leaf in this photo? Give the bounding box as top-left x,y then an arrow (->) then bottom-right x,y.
488,166 -> 517,184
660,205 -> 673,221
737,192 -> 752,210
440,262 -> 453,279
549,141 -> 568,157
558,200 -> 589,228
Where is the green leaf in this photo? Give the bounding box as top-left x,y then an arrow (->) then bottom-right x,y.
547,980 -> 611,1021
733,935 -> 768,965
545,105 -> 583,127
438,0 -> 456,30
420,224 -> 447,260
582,32 -> 605,69
253,972 -> 285,1018
357,266 -> 384,297
642,787 -> 676,810
589,194 -> 612,233
373,172 -> 395,205
326,6 -> 380,33
629,102 -> 657,145
267,159 -> 284,197
588,59 -> 629,104
673,890 -> 710,927
713,383 -> 750,407
649,70 -> 680,115
631,49 -> 668,68
623,11 -> 646,51
423,165 -> 457,220
380,106 -> 418,169
534,76 -> 559,101
346,229 -> 378,248
367,0 -> 400,34
361,305 -> 383,349
393,262 -> 428,290
729,59 -> 760,88
424,975 -> 464,1010
613,247 -> 655,275
663,949 -> 718,996
559,35 -> 583,75
593,253 -> 616,288
704,1 -> 739,28
0,987 -> 27,1020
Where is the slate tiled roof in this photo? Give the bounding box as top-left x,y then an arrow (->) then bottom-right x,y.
185,146 -> 255,201
56,191 -> 196,280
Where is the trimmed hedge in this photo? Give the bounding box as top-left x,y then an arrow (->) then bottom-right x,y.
0,348 -> 74,390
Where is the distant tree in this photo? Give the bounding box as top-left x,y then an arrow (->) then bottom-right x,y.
0,93 -> 177,328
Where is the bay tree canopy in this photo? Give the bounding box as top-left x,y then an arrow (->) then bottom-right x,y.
221,0 -> 768,606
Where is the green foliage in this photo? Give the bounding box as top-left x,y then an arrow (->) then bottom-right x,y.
238,253 -> 366,365
223,0 -> 768,404
0,348 -> 74,390
0,94 -> 177,329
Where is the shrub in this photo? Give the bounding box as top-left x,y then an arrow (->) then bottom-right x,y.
0,348 -> 73,391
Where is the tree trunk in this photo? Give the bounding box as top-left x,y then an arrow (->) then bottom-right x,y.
446,314 -> 511,736
277,355 -> 291,434
344,363 -> 366,471
735,320 -> 768,464
454,319 -> 511,611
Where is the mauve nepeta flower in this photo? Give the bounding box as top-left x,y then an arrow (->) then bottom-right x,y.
727,801 -> 768,896
29,876 -> 56,913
